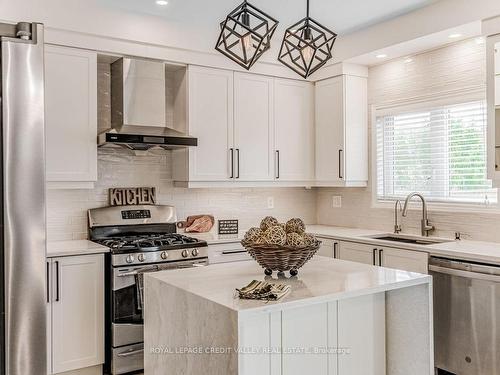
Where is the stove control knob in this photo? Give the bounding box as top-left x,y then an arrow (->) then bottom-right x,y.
138,254 -> 145,262
192,249 -> 199,257
160,251 -> 168,260
126,255 -> 134,264
181,249 -> 189,258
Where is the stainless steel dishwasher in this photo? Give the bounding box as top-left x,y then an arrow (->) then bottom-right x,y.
429,257 -> 500,375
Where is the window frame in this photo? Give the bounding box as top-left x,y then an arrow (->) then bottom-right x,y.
371,90 -> 499,212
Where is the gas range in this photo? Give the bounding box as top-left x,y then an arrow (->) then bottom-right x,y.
88,204 -> 208,374
88,204 -> 208,266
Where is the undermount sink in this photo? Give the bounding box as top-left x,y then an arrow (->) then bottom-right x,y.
363,234 -> 453,246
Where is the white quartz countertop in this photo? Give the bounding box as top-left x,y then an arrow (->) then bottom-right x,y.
307,225 -> 500,265
147,257 -> 430,313
47,240 -> 109,258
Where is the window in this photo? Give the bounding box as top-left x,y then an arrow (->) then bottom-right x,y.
376,100 -> 497,205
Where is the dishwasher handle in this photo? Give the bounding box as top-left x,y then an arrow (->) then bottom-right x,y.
429,264 -> 500,283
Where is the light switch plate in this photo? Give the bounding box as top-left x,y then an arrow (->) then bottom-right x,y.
267,197 -> 274,209
332,195 -> 342,208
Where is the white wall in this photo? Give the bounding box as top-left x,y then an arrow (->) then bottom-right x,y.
316,38 -> 500,243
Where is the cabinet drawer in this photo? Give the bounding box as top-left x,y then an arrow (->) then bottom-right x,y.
208,242 -> 251,264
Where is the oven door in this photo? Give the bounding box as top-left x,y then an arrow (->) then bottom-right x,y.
112,259 -> 207,323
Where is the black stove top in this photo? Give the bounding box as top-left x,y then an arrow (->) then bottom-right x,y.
93,233 -> 207,254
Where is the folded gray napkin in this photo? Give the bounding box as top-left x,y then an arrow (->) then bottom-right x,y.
236,280 -> 291,301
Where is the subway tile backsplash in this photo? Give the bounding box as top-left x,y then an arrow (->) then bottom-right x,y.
47,148 -> 316,241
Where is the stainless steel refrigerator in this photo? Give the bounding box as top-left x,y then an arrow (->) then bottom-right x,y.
0,22 -> 47,375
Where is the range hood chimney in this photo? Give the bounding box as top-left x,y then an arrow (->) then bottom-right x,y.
98,57 -> 197,150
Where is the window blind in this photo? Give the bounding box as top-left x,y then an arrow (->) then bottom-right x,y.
376,100 -> 497,205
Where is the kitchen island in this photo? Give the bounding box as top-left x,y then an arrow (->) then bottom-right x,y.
144,257 -> 433,375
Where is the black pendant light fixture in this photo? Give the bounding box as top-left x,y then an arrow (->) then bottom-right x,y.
278,0 -> 337,78
215,0 -> 279,70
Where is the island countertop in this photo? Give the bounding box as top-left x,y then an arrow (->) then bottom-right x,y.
146,256 -> 430,313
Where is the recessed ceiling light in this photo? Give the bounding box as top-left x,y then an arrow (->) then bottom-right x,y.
448,33 -> 462,39
376,54 -> 387,59
156,0 -> 168,5
404,57 -> 413,63
475,37 -> 485,45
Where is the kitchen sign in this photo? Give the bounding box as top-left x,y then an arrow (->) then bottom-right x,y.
109,187 -> 156,206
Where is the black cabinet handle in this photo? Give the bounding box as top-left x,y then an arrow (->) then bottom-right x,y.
229,148 -> 234,178
276,150 -> 280,179
379,249 -> 383,266
55,260 -> 60,302
46,261 -> 50,303
333,242 -> 338,259
373,249 -> 377,266
339,149 -> 344,179
236,149 -> 240,179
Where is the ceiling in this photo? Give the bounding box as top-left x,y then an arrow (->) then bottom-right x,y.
103,0 -> 441,35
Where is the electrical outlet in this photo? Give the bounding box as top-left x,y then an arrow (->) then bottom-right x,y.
267,197 -> 274,209
332,195 -> 342,208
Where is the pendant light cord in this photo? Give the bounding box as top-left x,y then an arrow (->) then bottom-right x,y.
306,0 -> 310,18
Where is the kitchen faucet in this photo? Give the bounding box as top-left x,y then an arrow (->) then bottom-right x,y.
394,200 -> 403,234
402,192 -> 434,237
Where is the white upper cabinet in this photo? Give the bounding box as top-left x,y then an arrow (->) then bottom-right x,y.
174,66 -> 234,182
45,45 -> 97,188
234,72 -> 275,181
174,66 -> 317,187
274,78 -> 315,182
315,75 -> 368,187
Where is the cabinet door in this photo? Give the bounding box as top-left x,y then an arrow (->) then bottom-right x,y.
188,66 -> 234,181
380,247 -> 428,274
338,241 -> 376,265
51,255 -> 104,374
282,302 -> 337,375
234,72 -> 274,181
274,79 -> 314,181
315,76 -> 344,183
317,237 -> 335,258
45,45 -> 97,183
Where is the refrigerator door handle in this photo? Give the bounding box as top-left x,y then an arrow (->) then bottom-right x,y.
55,261 -> 60,302
46,261 -> 50,303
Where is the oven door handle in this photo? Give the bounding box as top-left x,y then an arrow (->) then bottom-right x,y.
117,263 -> 205,277
117,265 -> 160,277
429,265 -> 500,282
117,348 -> 144,357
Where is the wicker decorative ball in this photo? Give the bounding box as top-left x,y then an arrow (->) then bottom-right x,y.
285,218 -> 306,234
243,227 -> 264,244
260,216 -> 279,232
286,232 -> 306,247
303,233 -> 317,246
263,225 -> 287,246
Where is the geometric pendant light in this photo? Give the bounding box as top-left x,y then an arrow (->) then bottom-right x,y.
278,0 -> 337,78
215,0 -> 279,70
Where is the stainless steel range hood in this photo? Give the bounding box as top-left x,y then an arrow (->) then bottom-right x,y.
98,57 -> 196,150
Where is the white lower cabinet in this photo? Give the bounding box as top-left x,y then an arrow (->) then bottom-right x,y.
338,240 -> 429,273
379,247 -> 429,274
47,254 -> 104,375
238,294 -> 385,375
317,237 -> 339,259
208,242 -> 252,264
338,241 -> 376,265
